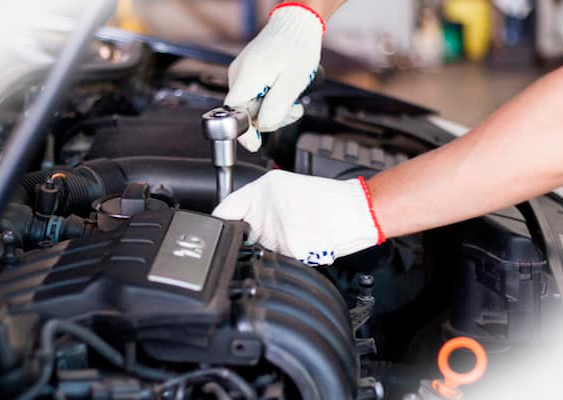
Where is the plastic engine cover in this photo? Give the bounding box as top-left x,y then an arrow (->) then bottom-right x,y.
0,209 -> 359,400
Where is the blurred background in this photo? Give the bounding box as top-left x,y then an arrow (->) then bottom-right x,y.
108,0 -> 563,127
10,0 -> 563,127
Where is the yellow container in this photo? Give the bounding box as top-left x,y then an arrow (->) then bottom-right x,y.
443,0 -> 492,61
113,0 -> 147,34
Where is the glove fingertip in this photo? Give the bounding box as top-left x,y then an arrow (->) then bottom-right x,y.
290,103 -> 305,119
211,203 -> 229,219
237,127 -> 262,153
282,103 -> 304,126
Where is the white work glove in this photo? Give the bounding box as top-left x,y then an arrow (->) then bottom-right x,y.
212,170 -> 386,266
226,3 -> 325,152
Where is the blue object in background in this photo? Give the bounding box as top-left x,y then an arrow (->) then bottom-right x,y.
505,15 -> 526,46
241,0 -> 258,40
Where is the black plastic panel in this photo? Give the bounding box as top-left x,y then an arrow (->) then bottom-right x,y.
295,132 -> 408,179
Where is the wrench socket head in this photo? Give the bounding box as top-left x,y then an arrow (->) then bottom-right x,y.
202,107 -> 249,141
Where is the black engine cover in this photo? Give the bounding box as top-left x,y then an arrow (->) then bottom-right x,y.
0,210 -> 240,324
0,209 -> 359,400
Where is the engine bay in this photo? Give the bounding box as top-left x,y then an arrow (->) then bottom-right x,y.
2,15 -> 563,400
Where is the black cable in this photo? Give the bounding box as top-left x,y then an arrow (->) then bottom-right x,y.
15,318 -> 256,400
203,382 -> 233,400
155,368 -> 257,400
128,362 -> 172,382
14,319 -> 125,400
42,321 -> 125,367
14,319 -> 175,400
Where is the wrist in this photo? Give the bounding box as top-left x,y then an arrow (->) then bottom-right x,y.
281,0 -> 345,20
272,2 -> 327,33
322,177 -> 385,258
357,176 -> 387,245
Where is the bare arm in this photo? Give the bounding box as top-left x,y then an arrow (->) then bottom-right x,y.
282,0 -> 347,20
370,67 -> 563,238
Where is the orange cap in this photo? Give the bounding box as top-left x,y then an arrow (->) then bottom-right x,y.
432,337 -> 488,399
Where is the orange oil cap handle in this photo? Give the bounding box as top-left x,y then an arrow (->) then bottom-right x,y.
438,337 -> 488,390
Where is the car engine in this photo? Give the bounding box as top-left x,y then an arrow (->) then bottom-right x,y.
2,6 -> 563,400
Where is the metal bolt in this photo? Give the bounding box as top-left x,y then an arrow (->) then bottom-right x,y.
2,231 -> 17,263
357,273 -> 375,308
254,248 -> 264,259
2,231 -> 15,246
360,274 -> 375,288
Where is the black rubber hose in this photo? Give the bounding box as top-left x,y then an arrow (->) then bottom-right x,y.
14,319 -> 175,400
15,166 -> 107,217
15,157 -> 267,216
14,319 -> 125,400
13,167 -> 73,205
108,157 -> 267,213
155,368 -> 256,400
14,320 -> 256,400
203,382 -> 232,400
7,156 -> 265,243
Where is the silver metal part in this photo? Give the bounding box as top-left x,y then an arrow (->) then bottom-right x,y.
217,166 -> 233,203
202,107 -> 249,141
212,139 -> 237,167
202,106 -> 249,203
148,211 -> 223,291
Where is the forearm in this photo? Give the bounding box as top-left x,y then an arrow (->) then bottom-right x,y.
282,0 -> 347,20
369,66 -> 563,238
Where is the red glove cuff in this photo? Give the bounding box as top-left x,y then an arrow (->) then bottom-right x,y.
270,2 -> 327,33
358,176 -> 387,245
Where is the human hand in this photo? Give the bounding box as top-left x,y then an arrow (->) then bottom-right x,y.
213,170 -> 386,266
226,3 -> 325,152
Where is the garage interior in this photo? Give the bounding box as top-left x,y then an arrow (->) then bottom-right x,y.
118,0 -> 555,127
